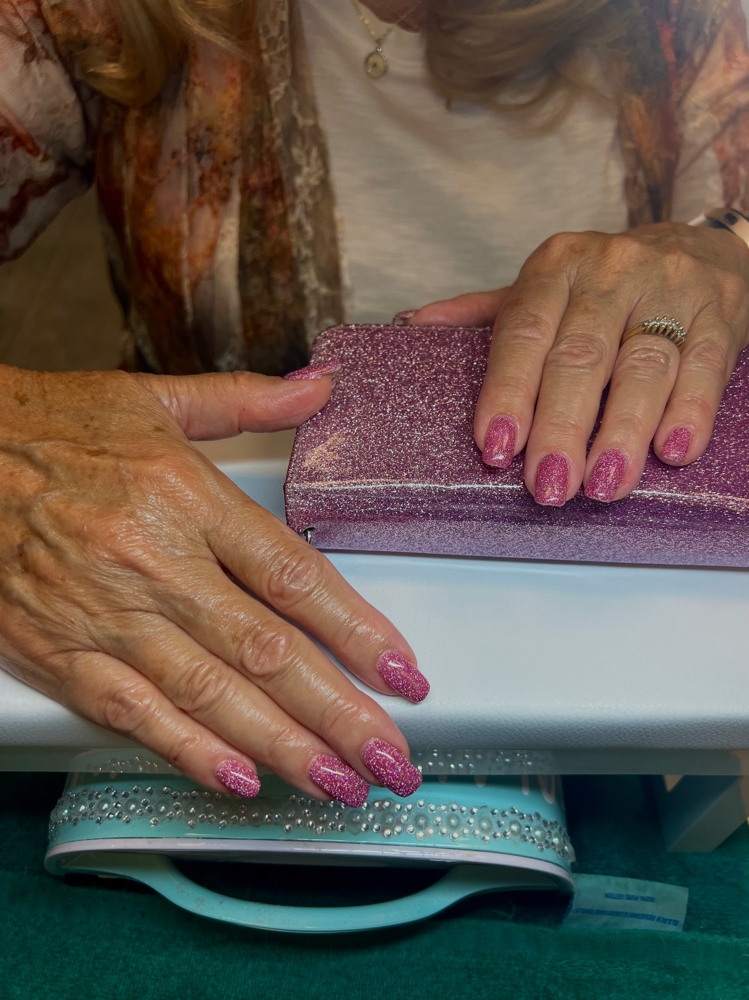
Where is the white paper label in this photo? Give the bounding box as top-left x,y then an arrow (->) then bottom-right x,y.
563,874 -> 688,932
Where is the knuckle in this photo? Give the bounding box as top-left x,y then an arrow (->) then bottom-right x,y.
239,622 -> 294,683
657,244 -> 693,279
717,270 -> 747,305
98,680 -> 157,737
175,660 -> 231,715
684,336 -> 731,379
535,413 -> 588,440
536,231 -> 587,262
328,615 -> 374,661
673,391 -> 716,425
546,331 -> 609,373
318,696 -> 374,744
261,723 -> 302,774
498,309 -> 557,347
162,731 -> 203,774
263,545 -> 327,611
616,341 -> 679,381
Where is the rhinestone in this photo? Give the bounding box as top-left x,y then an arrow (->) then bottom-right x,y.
508,820 -> 522,836
150,818 -> 158,827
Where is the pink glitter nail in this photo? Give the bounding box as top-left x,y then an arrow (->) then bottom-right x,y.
308,755 -> 369,807
585,449 -> 627,503
283,358 -> 341,381
662,426 -> 692,463
376,650 -> 430,703
534,453 -> 569,506
215,760 -> 261,799
360,739 -> 422,798
482,415 -> 517,469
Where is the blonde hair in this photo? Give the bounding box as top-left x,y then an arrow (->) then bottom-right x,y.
70,0 -> 620,111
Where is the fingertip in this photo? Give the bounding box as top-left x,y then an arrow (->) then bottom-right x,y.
214,759 -> 262,798
583,448 -> 629,503
532,452 -> 571,506
480,414 -> 517,468
658,426 -> 693,465
375,650 -> 430,703
283,359 -> 341,381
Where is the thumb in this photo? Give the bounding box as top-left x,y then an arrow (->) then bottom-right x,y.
134,370 -> 335,441
409,289 -> 512,328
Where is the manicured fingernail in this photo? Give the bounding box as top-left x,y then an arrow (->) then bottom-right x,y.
662,426 -> 691,463
585,448 -> 627,502
534,453 -> 569,506
215,760 -> 261,798
283,358 -> 341,380
308,755 -> 370,807
392,310 -> 417,326
360,739 -> 422,797
376,650 -> 430,703
482,415 -> 517,468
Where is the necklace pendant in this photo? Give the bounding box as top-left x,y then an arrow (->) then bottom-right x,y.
364,47 -> 388,80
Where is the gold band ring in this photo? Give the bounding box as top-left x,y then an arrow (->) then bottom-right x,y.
620,316 -> 686,352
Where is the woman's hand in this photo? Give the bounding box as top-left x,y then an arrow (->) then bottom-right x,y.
409,222 -> 749,504
0,365 -> 427,804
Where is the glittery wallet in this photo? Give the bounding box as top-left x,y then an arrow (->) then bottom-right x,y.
46,766 -> 572,933
285,324 -> 749,567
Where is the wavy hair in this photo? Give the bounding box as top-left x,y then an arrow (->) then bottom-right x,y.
66,0 -> 622,111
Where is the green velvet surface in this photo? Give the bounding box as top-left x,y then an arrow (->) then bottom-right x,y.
1,772 -> 748,999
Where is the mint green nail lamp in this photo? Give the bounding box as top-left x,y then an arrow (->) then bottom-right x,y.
46,757 -> 574,934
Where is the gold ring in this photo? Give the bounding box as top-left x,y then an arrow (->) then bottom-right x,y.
620,316 -> 686,352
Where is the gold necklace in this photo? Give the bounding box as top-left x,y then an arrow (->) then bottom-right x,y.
350,0 -> 421,80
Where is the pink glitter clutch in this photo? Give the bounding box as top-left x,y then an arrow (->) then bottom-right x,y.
284,325 -> 749,567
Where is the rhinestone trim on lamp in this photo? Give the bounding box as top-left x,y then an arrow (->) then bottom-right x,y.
49,784 -> 574,861
411,749 -> 557,775
78,749 -> 558,777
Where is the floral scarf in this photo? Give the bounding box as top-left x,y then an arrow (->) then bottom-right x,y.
5,0 -> 749,374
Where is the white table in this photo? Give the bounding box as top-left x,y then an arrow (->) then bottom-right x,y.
3,449 -> 748,850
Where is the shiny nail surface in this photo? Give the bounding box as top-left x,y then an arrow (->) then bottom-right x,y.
360,739 -> 422,797
376,650 -> 430,703
662,426 -> 691,463
482,415 -> 517,469
283,358 -> 341,381
309,755 -> 369,807
392,309 -> 416,326
215,760 -> 261,799
534,453 -> 569,506
585,449 -> 627,502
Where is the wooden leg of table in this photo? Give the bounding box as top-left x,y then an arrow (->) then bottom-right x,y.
653,775 -> 749,852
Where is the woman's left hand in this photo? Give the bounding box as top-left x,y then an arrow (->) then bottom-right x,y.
408,222 -> 749,505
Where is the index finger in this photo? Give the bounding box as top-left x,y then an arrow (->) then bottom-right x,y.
475,272 -> 569,467
205,478 -> 429,704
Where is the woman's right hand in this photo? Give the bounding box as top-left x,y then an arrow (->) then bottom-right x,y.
0,365 -> 428,805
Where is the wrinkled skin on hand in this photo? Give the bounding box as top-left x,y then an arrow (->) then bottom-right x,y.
411,222 -> 749,503
0,366 -> 417,797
